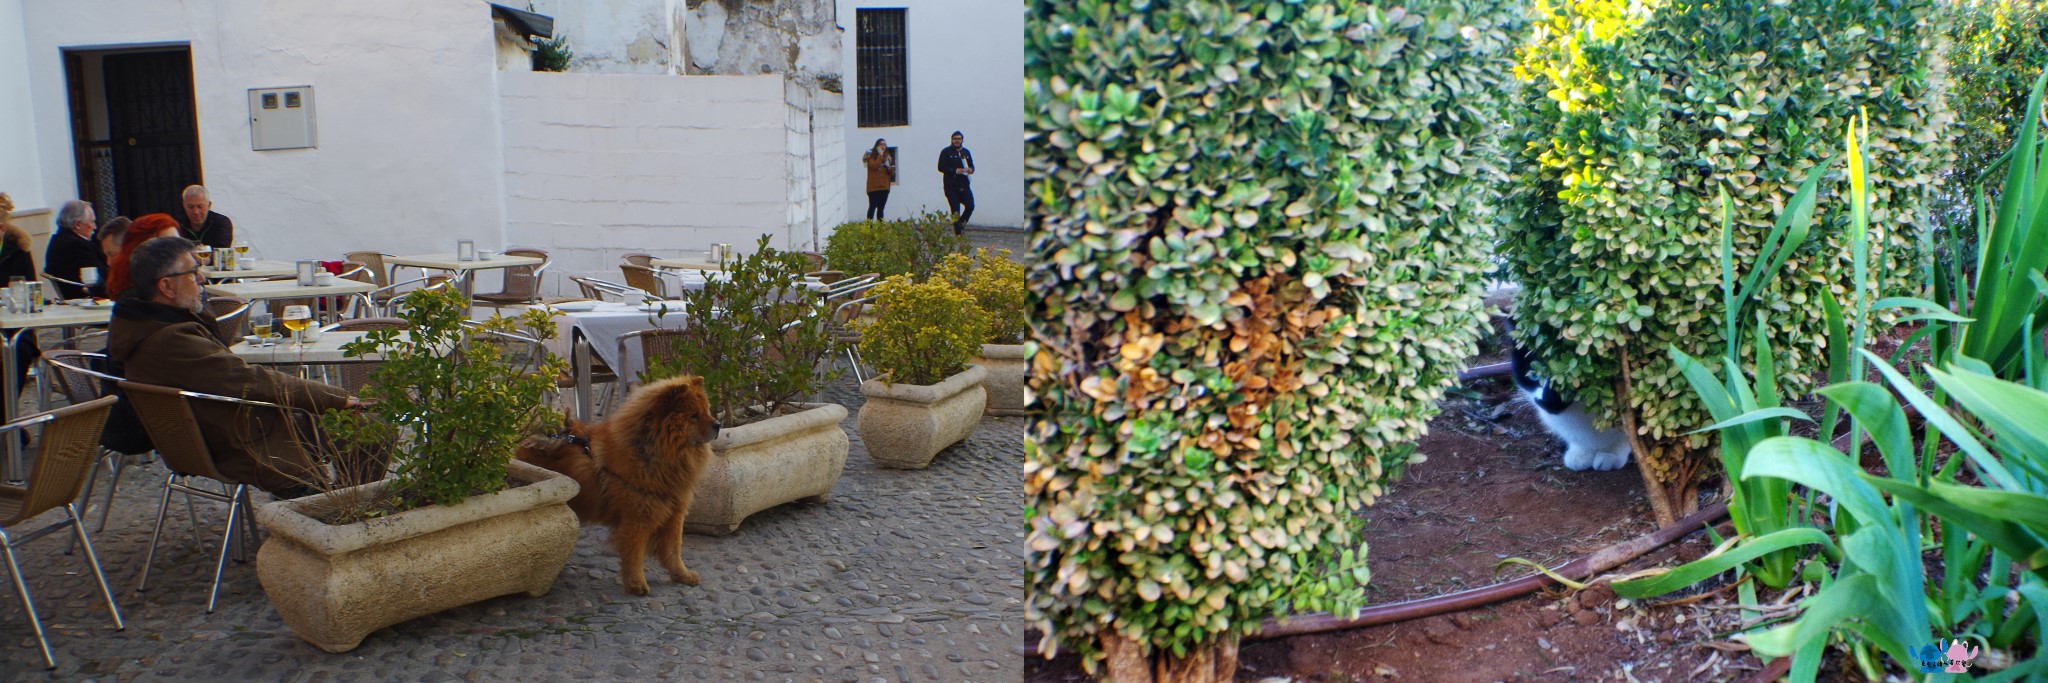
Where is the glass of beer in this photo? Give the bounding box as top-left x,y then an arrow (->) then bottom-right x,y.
250,311 -> 273,346
282,305 -> 313,350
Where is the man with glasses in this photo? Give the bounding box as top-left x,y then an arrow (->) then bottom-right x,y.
106,236 -> 376,496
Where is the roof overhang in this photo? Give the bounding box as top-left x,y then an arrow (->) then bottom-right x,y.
489,4 -> 555,40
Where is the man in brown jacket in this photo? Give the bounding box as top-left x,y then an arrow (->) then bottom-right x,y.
107,236 -> 374,494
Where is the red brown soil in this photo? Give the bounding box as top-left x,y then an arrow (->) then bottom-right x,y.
1024,380 -> 1783,682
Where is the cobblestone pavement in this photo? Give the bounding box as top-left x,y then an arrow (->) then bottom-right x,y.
1,355 -> 1024,681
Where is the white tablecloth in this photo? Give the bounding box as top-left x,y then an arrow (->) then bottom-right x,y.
541,301 -> 693,381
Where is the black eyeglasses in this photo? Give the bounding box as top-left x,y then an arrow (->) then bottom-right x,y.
162,268 -> 203,282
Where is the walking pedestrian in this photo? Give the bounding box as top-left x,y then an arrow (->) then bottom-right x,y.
863,139 -> 894,221
937,131 -> 975,235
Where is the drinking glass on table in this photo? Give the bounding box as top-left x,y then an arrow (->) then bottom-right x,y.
234,239 -> 252,270
250,311 -> 274,346
282,305 -> 313,350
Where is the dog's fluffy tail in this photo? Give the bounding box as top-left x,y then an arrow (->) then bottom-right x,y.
516,435 -> 594,482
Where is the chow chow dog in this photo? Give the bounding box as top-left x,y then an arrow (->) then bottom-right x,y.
516,375 -> 721,594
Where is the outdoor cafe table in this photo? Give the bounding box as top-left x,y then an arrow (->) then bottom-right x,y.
231,330 -> 396,365
384,252 -> 545,300
0,304 -> 112,482
647,258 -> 724,271
202,259 -> 298,280
512,301 -> 692,421
205,279 -> 376,324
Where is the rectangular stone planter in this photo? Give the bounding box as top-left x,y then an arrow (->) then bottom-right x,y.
857,364 -> 987,469
253,459 -> 581,654
685,402 -> 849,536
974,343 -> 1027,416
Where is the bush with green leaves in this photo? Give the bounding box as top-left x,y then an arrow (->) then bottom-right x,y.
856,276 -> 990,386
1502,0 -> 1953,523
324,287 -> 567,511
934,248 -> 1027,345
821,211 -> 969,281
1939,0 -> 2048,227
640,235 -> 837,426
1024,0 -> 1524,676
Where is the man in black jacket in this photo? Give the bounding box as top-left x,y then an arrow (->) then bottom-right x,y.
937,131 -> 975,235
45,200 -> 107,299
178,185 -> 235,249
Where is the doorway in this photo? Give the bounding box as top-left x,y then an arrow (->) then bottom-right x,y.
64,46 -> 203,221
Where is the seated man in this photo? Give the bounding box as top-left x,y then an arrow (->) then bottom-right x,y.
107,236 -> 379,494
45,200 -> 107,299
177,185 -> 234,249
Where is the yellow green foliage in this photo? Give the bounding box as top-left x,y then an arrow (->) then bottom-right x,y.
857,276 -> 990,386
1941,0 -> 2048,224
1025,0 -> 1525,670
935,248 -> 1027,344
1503,0 -> 1953,469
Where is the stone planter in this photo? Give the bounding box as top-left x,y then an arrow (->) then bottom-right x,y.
686,402 -> 849,536
858,364 -> 988,469
253,459 -> 580,654
973,343 -> 1027,416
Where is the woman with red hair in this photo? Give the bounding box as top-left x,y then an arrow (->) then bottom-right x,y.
106,213 -> 181,298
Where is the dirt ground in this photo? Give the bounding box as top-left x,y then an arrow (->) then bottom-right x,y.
1023,374 -> 1792,682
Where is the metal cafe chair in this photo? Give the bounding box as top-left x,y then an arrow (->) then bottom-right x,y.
120,381 -> 297,613
40,351 -> 155,541
0,396 -> 124,669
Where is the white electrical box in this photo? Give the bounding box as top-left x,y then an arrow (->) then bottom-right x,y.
248,86 -> 316,150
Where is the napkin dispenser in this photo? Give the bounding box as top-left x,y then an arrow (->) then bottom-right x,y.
296,260 -> 320,286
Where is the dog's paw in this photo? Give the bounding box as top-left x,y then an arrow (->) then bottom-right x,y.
671,568 -> 701,586
623,578 -> 651,595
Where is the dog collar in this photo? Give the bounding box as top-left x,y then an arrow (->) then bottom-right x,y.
557,433 -> 592,453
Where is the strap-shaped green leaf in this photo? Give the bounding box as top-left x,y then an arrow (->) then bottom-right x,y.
1613,528 -> 1834,599
1685,407 -> 1811,436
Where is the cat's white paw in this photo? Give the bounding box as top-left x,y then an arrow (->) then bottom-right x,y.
1583,446 -> 1632,472
1562,446 -> 1593,471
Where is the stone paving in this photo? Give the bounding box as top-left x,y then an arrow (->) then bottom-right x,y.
0,227 -> 1032,682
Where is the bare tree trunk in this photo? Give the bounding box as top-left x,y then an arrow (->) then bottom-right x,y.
1618,347 -> 1680,529
1099,634 -> 1238,683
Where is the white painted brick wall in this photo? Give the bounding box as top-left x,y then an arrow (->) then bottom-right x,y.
499,70 -> 807,295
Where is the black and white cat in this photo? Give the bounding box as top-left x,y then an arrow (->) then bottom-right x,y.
1509,345 -> 1633,471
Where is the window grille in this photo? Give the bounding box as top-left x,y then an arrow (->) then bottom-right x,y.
857,9 -> 909,128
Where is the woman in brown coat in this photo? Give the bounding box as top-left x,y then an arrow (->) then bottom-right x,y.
862,138 -> 894,221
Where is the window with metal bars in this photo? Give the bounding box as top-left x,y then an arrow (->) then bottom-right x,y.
856,9 -> 908,128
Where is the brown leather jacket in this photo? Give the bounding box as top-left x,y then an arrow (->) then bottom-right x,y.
107,298 -> 349,492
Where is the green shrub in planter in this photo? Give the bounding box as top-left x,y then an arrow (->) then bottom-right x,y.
822,211 -> 969,281
641,235 -> 837,426
1502,0 -> 1953,524
856,276 -> 989,386
934,248 -> 1027,344
1025,0 -> 1525,677
324,287 -> 568,511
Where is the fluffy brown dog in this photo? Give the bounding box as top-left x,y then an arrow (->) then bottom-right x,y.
516,375 -> 720,594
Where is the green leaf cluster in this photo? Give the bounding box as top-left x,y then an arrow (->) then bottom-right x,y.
641,235 -> 838,427
856,276 -> 991,386
1938,0 -> 2048,228
322,287 -> 568,510
1024,0 -> 1524,669
1502,0 -> 1955,461
822,211 -> 970,282
933,248 -> 1027,344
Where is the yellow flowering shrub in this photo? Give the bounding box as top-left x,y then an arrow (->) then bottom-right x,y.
857,276 -> 991,386
934,248 -> 1027,344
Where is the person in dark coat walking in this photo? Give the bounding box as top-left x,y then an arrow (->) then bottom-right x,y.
45,200 -> 108,299
937,131 -> 975,235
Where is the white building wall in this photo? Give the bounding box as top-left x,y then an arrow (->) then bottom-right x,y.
0,0 -> 45,207
20,0 -> 508,262
836,0 -> 1023,229
498,70 -> 794,291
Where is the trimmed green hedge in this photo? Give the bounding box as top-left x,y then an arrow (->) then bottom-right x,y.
1502,0 -> 1953,483
1941,0 -> 2048,225
1025,0 -> 1524,671
822,212 -> 968,281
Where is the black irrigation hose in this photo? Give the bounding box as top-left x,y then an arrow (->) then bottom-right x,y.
1250,501 -> 1730,641
1023,501 -> 1733,657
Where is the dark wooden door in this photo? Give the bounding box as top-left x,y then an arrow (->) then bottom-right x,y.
101,49 -> 201,219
